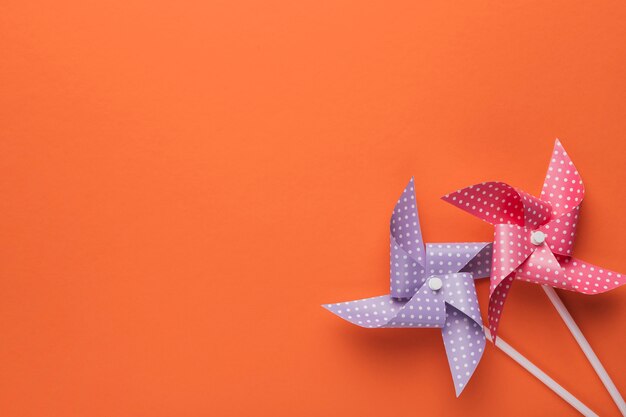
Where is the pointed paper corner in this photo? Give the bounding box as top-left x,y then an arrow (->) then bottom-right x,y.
541,138 -> 585,213
551,138 -> 575,169
454,382 -> 465,397
402,176 -> 414,190
390,176 -> 425,267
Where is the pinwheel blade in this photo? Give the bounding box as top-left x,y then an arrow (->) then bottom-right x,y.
442,305 -> 486,396
390,177 -> 427,298
491,224 -> 534,289
442,181 -> 551,227
538,206 -> 580,257
425,243 -> 493,279
540,139 -> 584,218
557,257 -> 626,294
487,275 -> 515,339
323,282 -> 447,329
440,273 -> 486,396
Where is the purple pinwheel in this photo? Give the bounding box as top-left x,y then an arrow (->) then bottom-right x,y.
323,178 -> 493,396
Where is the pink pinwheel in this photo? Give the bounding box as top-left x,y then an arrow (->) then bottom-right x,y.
442,139 -> 626,340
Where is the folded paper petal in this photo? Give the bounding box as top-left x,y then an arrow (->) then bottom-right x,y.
323,273 -> 483,329
491,224 -> 534,290
390,242 -> 426,298
442,304 -> 486,396
325,273 -> 486,396
487,274 -> 515,340
539,206 -> 580,257
459,244 -> 494,279
425,242 -> 492,279
323,295 -> 404,328
518,189 -> 553,228
540,139 -> 585,218
442,182 -> 551,228
442,273 -> 482,323
558,257 -> 626,294
323,284 -> 445,329
442,182 -> 523,226
517,245 -> 565,288
515,251 -> 626,294
390,177 -> 426,297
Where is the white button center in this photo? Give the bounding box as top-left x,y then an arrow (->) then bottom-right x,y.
428,277 -> 443,291
531,231 -> 546,246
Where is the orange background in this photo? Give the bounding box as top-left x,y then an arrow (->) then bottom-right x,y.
1,1 -> 626,416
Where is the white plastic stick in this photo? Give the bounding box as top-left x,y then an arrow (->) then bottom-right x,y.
485,328 -> 598,417
542,285 -> 626,416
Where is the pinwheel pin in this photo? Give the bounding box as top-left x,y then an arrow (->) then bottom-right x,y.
443,139 -> 626,415
323,178 -> 598,414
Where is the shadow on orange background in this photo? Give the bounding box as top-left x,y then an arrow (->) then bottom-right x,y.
1,1 -> 626,416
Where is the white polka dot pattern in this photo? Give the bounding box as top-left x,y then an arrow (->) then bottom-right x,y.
324,179 -> 493,396
425,243 -> 493,279
390,177 -> 426,298
487,275 -> 515,339
323,273 -> 486,396
441,181 -> 551,228
538,206 -> 579,257
491,224 -> 533,288
442,139 -> 626,339
442,273 -> 482,323
460,244 -> 494,279
323,283 -> 446,329
540,139 -> 585,219
442,303 -> 486,396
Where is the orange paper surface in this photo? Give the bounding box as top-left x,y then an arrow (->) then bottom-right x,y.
1,1 -> 626,416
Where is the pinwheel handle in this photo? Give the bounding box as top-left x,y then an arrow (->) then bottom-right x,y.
484,328 -> 598,417
542,286 -> 626,416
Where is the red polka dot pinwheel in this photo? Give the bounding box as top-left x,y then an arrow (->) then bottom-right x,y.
442,139 -> 626,414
